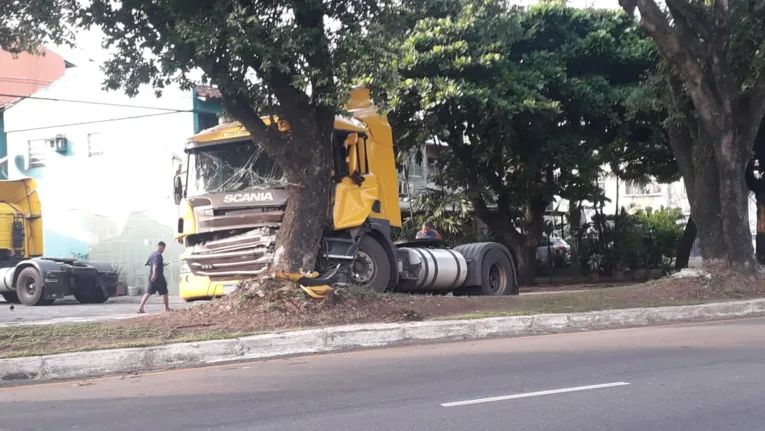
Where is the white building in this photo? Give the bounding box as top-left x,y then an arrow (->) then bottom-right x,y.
399,145 -> 758,246
1,54 -> 220,293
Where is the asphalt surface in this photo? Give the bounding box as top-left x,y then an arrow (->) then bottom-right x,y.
0,295 -> 198,326
2,318 -> 765,430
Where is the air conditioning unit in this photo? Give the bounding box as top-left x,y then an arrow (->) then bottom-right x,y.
53,134 -> 68,153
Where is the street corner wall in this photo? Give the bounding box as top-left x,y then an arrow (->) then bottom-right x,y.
27,134 -> 187,294
6,135 -> 187,293
2,69 -> 194,294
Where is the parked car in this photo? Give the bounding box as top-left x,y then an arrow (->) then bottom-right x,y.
537,236 -> 571,267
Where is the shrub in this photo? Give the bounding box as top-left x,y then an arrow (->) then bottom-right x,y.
618,207 -> 684,269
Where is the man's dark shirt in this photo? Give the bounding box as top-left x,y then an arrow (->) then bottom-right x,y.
148,251 -> 165,280
416,229 -> 440,239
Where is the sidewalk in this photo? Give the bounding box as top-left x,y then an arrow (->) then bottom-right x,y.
0,295 -> 199,327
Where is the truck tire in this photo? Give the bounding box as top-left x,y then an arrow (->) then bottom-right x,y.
453,243 -> 517,296
16,267 -> 54,306
1,292 -> 19,304
74,286 -> 109,304
352,236 -> 391,293
477,248 -> 515,296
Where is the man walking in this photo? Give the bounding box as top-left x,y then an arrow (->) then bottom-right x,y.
138,241 -> 171,313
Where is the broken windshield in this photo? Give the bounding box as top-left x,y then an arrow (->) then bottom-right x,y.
186,141 -> 287,196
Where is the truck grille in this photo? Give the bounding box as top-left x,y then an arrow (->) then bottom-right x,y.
184,228 -> 276,277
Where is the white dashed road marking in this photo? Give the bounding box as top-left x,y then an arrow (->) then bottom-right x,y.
441,382 -> 631,407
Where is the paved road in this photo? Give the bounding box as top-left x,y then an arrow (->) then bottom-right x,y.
2,318 -> 765,430
0,296 -> 198,326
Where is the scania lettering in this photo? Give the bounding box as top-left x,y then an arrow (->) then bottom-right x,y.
223,192 -> 275,203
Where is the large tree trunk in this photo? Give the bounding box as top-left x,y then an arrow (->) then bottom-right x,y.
512,243 -> 537,286
273,169 -> 332,273
271,115 -> 335,273
623,0 -> 764,272
675,217 -> 697,270
517,198 -> 546,285
688,138 -> 727,262
221,94 -> 336,274
712,128 -> 755,269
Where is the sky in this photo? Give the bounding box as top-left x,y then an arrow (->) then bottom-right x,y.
52,0 -> 622,68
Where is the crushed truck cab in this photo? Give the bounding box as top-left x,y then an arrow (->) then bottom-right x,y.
0,178 -> 120,306
173,87 -> 519,301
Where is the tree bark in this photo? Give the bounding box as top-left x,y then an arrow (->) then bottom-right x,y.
623,0 -> 761,272
514,245 -> 537,286
711,128 -> 755,270
511,197 -> 546,285
675,217 -> 697,269
688,138 -> 727,261
220,93 -> 335,274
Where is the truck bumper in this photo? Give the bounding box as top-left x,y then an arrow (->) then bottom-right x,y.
179,273 -> 240,301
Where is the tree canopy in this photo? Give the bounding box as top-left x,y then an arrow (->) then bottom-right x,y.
81,0 -> 394,272
387,1 -> 658,281
0,0 -> 75,54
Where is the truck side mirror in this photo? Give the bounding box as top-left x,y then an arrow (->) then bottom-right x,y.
173,175 -> 183,205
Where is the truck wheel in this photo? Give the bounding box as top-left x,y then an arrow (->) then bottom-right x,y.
16,267 -> 54,306
1,292 -> 20,304
351,236 -> 391,293
479,248 -> 515,296
74,287 -> 109,304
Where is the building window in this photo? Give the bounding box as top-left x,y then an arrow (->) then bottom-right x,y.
197,112 -> 218,133
625,182 -> 661,196
427,157 -> 438,178
408,159 -> 422,178
398,179 -> 410,197
27,139 -> 52,169
88,133 -> 105,158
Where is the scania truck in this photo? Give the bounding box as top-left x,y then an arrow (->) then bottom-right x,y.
173,87 -> 518,301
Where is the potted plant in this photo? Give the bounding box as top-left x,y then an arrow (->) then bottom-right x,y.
613,260 -> 625,281
588,253 -> 603,283
630,250 -> 647,281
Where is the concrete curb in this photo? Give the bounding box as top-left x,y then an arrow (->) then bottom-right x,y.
2,298 -> 764,383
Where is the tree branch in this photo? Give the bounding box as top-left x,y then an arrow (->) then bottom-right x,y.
663,0 -> 707,58
629,0 -> 721,130
219,92 -> 290,161
738,73 -> 765,151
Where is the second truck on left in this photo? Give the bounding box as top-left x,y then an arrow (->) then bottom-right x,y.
0,178 -> 120,306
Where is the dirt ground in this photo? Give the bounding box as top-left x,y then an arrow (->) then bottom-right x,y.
1,269 -> 763,358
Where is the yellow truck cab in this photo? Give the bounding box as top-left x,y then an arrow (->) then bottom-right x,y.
173,87 -> 518,301
0,178 -> 119,306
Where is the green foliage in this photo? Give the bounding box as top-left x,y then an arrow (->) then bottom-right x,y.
617,207 -> 684,270
386,1 -> 658,252
587,253 -> 603,273
70,251 -> 89,260
81,0 -> 390,103
394,188 -> 491,245
0,0 -> 76,54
